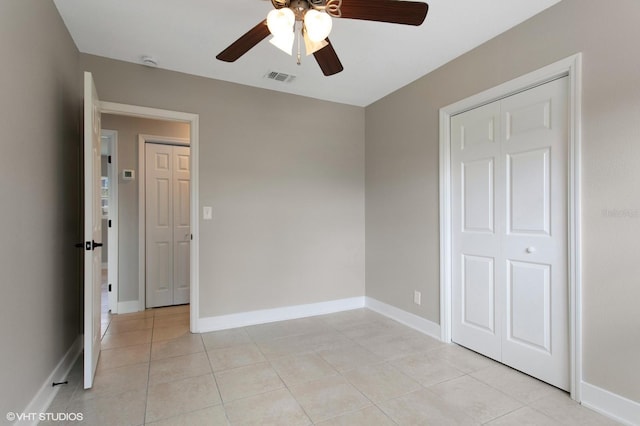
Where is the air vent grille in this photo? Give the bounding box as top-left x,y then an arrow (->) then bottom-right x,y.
264,71 -> 296,83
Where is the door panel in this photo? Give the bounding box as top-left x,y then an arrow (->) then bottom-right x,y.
83,72 -> 102,389
507,260 -> 551,352
501,77 -> 569,390
505,100 -> 551,140
462,158 -> 494,233
156,179 -> 171,227
459,114 -> 497,151
451,101 -> 502,361
146,144 -> 174,308
462,255 -> 496,333
451,77 -> 569,390
173,146 -> 191,305
507,149 -> 550,235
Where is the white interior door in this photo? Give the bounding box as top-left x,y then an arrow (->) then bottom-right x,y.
450,100 -> 503,362
145,143 -> 190,308
451,77 -> 569,390
173,146 -> 191,305
83,71 -> 102,389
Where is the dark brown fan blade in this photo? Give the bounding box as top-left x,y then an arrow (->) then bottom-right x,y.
313,39 -> 344,76
340,0 -> 428,26
216,19 -> 271,62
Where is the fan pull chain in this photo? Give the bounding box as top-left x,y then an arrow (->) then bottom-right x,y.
296,21 -> 302,65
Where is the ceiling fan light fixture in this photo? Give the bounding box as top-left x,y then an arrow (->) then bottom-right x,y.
267,8 -> 295,37
303,9 -> 332,42
303,31 -> 328,55
269,33 -> 295,55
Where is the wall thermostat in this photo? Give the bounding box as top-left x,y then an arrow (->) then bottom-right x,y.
122,169 -> 135,180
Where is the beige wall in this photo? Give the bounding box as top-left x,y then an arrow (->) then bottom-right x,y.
101,115 -> 190,303
365,0 -> 640,403
4,0 -> 636,415
0,0 -> 82,416
82,55 -> 366,317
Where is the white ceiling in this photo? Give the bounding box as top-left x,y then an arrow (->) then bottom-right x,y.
54,0 -> 561,107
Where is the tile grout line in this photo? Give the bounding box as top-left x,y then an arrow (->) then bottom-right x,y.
141,313 -> 154,425
201,331 -> 232,425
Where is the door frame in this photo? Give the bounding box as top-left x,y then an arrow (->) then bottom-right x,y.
101,129 -> 119,314
138,135 -> 190,310
438,53 -> 583,400
100,101 -> 201,333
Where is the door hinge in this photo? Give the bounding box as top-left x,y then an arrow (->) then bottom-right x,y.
108,219 -> 112,228
108,155 -> 112,164
85,241 -> 91,251
108,284 -> 112,292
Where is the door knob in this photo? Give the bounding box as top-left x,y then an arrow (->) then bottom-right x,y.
80,240 -> 103,251
526,246 -> 536,254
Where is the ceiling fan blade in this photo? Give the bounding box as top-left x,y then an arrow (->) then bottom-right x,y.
339,0 -> 428,26
216,19 -> 271,62
313,39 -> 344,76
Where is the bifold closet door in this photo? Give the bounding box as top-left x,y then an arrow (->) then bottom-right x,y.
451,77 -> 569,390
146,143 -> 190,308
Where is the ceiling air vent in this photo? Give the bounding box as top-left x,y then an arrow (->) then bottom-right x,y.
264,71 -> 296,84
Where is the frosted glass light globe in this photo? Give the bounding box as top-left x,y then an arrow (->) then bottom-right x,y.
304,10 -> 332,42
267,8 -> 295,37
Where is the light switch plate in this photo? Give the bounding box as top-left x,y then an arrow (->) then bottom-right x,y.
203,206 -> 212,220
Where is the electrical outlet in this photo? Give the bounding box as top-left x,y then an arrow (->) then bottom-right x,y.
414,290 -> 421,305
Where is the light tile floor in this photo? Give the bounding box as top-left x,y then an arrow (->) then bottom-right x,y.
45,306 -> 619,425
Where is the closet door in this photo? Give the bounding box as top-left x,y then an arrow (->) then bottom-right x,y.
146,143 -> 191,308
451,77 -> 569,390
172,146 -> 191,305
451,100 -> 503,362
146,143 -> 174,308
500,78 -> 568,390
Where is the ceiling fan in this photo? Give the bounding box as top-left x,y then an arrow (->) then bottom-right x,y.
216,0 -> 429,76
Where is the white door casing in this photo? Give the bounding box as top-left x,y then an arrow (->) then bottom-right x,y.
145,143 -> 190,308
83,71 -> 102,389
451,77 -> 569,390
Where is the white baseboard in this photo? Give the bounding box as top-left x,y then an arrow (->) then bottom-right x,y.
365,297 -> 441,340
198,297 -> 365,333
17,335 -> 82,426
581,381 -> 640,426
117,300 -> 140,314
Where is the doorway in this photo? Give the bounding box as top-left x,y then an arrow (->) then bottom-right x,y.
100,115 -> 190,314
99,101 -> 200,333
